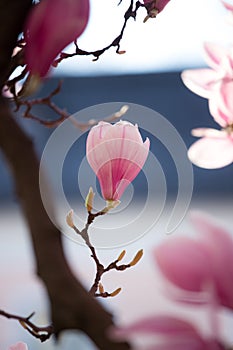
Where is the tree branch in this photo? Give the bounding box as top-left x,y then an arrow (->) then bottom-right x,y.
53,0 -> 144,66
67,210 -> 143,298
0,310 -> 53,342
0,1 -> 130,348
0,97 -> 130,349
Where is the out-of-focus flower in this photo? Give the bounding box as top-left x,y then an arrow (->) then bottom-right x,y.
113,315 -> 222,350
222,0 -> 233,11
9,342 -> 28,350
112,215 -> 233,349
181,42 -> 233,99
24,0 -> 89,77
86,120 -> 150,201
155,214 -> 233,309
188,80 -> 233,169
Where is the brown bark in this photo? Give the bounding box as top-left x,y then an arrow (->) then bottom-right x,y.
0,1 -> 130,348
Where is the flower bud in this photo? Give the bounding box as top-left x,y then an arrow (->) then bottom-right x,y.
130,249 -> 143,266
66,210 -> 75,228
86,120 -> 149,201
110,287 -> 122,297
85,187 -> 95,212
24,0 -> 89,77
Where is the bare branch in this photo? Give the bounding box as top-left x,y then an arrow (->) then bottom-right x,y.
68,209 -> 143,298
0,97 -> 130,349
10,81 -> 129,129
0,310 -> 53,342
53,1 -> 144,66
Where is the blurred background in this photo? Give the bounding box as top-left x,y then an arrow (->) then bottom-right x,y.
0,0 -> 233,349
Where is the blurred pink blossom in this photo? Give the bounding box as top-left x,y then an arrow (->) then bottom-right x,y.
8,343 -> 28,350
188,80 -> 233,169
24,0 -> 89,77
181,42 -> 233,99
86,120 -> 150,201
112,215 -> 233,349
113,315 -> 222,350
222,0 -> 233,11
155,214 -> 233,309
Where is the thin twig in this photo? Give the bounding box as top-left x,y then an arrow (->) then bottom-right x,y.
53,1 -> 144,66
68,209 -> 143,297
11,80 -> 129,129
0,309 -> 53,342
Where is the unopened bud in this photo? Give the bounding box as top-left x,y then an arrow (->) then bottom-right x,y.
110,287 -> 122,297
117,250 -> 126,262
119,105 -> 129,115
66,210 -> 75,228
143,8 -> 158,22
130,249 -> 143,266
85,187 -> 95,212
18,74 -> 41,97
99,283 -> 104,294
19,320 -> 27,329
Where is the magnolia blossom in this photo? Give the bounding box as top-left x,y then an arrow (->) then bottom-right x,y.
86,120 -> 150,201
113,316 -> 222,350
155,214 -> 233,310
24,0 -> 89,77
9,343 -> 28,350
188,80 -> 233,169
181,42 -> 233,99
112,215 -> 232,349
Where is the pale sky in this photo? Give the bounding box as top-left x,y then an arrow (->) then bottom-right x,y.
53,0 -> 233,76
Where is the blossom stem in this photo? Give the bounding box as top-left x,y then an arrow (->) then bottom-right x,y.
71,210 -> 138,297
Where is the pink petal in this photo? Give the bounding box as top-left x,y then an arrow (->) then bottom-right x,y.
86,121 -> 150,200
188,136 -> 233,169
181,69 -> 218,98
222,0 -> 233,11
209,98 -> 231,128
115,316 -> 200,335
155,0 -> 171,12
86,121 -> 144,153
191,128 -> 225,138
203,42 -> 229,71
9,343 -> 28,350
25,0 -> 89,76
209,80 -> 233,126
113,316 -> 210,350
154,237 -> 213,292
192,215 -> 233,309
143,339 -> 221,350
93,139 -> 149,200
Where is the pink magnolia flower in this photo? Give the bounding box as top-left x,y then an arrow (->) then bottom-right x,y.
181,42 -> 233,99
86,120 -> 150,201
154,214 -> 233,310
9,343 -> 28,350
188,80 -> 233,169
113,315 -> 222,350
24,0 -> 89,77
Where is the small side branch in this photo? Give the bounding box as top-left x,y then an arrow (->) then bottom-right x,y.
67,209 -> 143,298
0,310 -> 53,342
53,1 -> 144,66
10,81 -> 129,129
